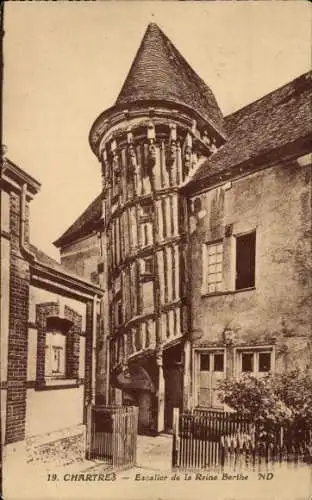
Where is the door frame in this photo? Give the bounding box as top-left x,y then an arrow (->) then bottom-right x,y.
192,347 -> 227,408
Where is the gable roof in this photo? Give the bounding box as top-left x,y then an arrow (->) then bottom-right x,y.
53,193 -> 103,248
29,243 -> 103,296
186,71 -> 312,190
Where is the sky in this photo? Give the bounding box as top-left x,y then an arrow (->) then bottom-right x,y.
3,1 -> 311,260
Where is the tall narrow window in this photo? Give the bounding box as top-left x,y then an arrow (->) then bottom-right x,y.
45,332 -> 66,378
203,242 -> 223,293
139,202 -> 153,247
142,280 -> 154,314
117,300 -> 123,325
141,256 -> 154,277
236,231 -> 256,290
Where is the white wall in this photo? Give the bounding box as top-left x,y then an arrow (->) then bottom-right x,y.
25,386 -> 84,437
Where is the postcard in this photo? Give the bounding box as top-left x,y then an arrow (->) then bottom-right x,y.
1,1 -> 311,499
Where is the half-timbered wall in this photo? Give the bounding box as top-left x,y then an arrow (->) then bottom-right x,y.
98,117 -> 213,371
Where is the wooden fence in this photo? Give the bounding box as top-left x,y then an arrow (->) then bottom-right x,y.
172,408 -> 312,471
87,405 -> 138,470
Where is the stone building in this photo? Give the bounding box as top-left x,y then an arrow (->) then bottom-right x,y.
1,158 -> 103,466
54,23 -> 312,434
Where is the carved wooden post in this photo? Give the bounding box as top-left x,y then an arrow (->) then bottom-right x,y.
183,339 -> 192,410
156,347 -> 165,433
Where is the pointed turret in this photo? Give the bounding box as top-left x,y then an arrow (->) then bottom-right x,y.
116,23 -> 225,137
89,23 -> 226,154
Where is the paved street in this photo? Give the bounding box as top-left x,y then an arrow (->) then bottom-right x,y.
3,435 -> 312,500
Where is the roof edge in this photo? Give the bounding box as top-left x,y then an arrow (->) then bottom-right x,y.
182,133 -> 312,195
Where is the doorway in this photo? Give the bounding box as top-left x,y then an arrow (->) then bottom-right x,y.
196,349 -> 225,408
163,344 -> 183,432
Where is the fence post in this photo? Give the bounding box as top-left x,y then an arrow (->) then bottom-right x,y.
133,406 -> 138,467
172,407 -> 180,469
86,403 -> 92,460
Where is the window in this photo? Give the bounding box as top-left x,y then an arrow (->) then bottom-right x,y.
259,352 -> 271,372
199,352 -> 224,372
141,256 -> 154,277
238,349 -> 272,375
203,242 -> 223,293
142,280 -> 154,314
236,231 -> 256,290
45,332 -> 66,378
114,299 -> 123,326
200,353 -> 210,371
139,203 -> 153,247
241,353 -> 253,372
214,353 -> 224,372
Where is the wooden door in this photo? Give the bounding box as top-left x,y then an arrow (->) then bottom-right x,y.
197,350 -> 225,408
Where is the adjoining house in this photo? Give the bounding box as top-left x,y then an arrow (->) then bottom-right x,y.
51,23 -> 311,435
0,158 -> 103,467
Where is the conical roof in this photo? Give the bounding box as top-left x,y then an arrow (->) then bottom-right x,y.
116,23 -> 225,138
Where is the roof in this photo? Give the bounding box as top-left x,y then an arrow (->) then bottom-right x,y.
95,23 -> 225,139
186,70 -> 312,189
29,243 -> 101,289
1,158 -> 41,196
57,71 -> 312,248
53,193 -> 103,248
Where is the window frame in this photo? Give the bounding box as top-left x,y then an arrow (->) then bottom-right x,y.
235,230 -> 256,291
235,346 -> 275,377
45,331 -> 66,379
202,240 -> 224,295
141,278 -> 154,314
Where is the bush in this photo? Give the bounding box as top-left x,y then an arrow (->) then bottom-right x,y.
272,369 -> 312,427
218,370 -> 312,445
218,374 -> 292,427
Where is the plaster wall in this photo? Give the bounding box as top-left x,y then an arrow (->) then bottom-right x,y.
189,159 -> 312,371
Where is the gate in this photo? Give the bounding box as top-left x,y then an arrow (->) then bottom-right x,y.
87,405 -> 138,470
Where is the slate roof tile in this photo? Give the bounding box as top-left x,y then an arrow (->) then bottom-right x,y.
189,71 -> 312,187
53,193 -> 102,248
116,23 -> 225,137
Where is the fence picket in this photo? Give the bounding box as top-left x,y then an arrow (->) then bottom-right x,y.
173,408 -> 311,472
87,404 -> 138,470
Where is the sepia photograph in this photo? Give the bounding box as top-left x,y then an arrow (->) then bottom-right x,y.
1,1 -> 311,499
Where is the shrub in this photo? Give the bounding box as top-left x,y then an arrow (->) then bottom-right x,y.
218,374 -> 292,427
272,369 -> 312,427
218,370 -> 312,445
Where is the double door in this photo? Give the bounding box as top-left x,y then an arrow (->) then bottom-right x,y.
196,350 -> 225,408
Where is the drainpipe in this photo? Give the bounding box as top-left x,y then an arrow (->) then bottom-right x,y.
20,183 -> 36,261
91,294 -> 97,405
